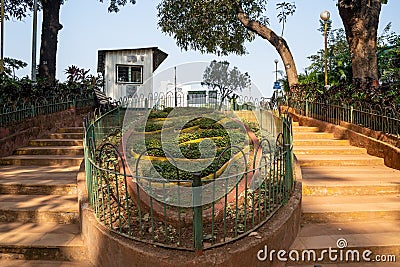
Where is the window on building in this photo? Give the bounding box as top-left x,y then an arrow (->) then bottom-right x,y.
116,65 -> 143,84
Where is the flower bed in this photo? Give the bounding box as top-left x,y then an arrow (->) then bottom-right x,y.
125,107 -> 251,182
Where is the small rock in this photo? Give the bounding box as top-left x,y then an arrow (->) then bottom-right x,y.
249,232 -> 259,236
249,232 -> 262,239
204,242 -> 212,247
204,234 -> 214,240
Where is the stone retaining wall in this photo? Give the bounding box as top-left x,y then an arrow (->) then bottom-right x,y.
0,106 -> 92,157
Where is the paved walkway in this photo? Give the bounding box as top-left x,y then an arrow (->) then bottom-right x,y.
0,128 -> 92,266
289,122 -> 400,266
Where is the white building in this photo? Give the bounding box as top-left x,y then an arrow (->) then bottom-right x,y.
97,47 -> 168,100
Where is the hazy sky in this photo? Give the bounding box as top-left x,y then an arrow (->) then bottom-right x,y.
6,0 -> 400,98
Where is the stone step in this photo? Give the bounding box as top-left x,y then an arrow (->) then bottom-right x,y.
302,195 -> 400,224
0,259 -> 93,267
292,121 -> 300,126
46,133 -> 84,139
0,194 -> 78,224
14,146 -> 83,156
0,183 -> 76,196
294,146 -> 367,155
29,139 -> 83,147
293,139 -> 349,147
297,154 -> 384,167
289,221 -> 400,265
0,166 -> 78,195
0,155 -> 83,167
57,127 -> 84,133
293,132 -> 334,139
292,126 -> 320,132
301,166 -> 400,196
0,222 -> 87,262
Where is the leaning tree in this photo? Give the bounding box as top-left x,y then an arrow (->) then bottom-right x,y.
157,0 -> 299,88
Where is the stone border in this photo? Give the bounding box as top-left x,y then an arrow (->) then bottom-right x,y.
285,107 -> 400,170
78,158 -> 302,267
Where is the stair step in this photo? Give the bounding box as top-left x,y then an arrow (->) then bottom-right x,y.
0,194 -> 78,224
0,183 -> 76,195
29,139 -> 83,147
14,146 -> 83,156
0,155 -> 83,167
297,154 -> 384,167
0,222 -> 86,261
292,126 -> 320,132
292,121 -> 299,126
293,132 -> 334,139
46,133 -> 84,139
0,166 -> 78,195
302,195 -> 400,223
293,139 -> 349,146
0,259 -> 93,267
290,221 -> 400,265
302,166 -> 400,196
57,127 -> 84,133
294,146 -> 367,155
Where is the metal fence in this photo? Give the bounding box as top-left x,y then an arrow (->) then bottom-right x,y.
117,91 -> 272,111
0,93 -> 94,127
289,98 -> 400,139
83,96 -> 294,253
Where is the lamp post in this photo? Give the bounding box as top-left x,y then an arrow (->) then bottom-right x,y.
31,0 -> 38,81
320,10 -> 330,86
174,66 -> 177,107
274,59 -> 279,83
0,0 -> 5,74
273,59 -> 281,102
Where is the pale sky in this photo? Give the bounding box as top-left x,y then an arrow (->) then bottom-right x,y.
6,0 -> 400,98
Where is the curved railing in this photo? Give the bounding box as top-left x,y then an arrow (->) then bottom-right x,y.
83,96 -> 294,253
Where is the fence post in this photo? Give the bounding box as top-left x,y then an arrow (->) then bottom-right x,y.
31,105 -> 35,118
350,106 -> 354,124
192,172 -> 203,256
283,115 -> 294,199
305,100 -> 309,117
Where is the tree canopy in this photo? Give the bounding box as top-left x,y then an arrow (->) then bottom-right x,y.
202,60 -> 251,110
158,0 -> 299,87
158,0 -> 268,56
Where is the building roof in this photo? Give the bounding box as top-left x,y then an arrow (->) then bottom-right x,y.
97,47 -> 168,73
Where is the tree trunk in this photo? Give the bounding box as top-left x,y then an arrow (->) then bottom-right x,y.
38,0 -> 63,84
338,0 -> 381,86
236,6 -> 298,88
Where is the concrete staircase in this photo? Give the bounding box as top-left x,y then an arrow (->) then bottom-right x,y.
289,122 -> 400,266
0,127 -> 91,266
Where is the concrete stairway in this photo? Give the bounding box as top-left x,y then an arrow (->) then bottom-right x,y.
0,127 -> 91,266
289,122 -> 400,266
